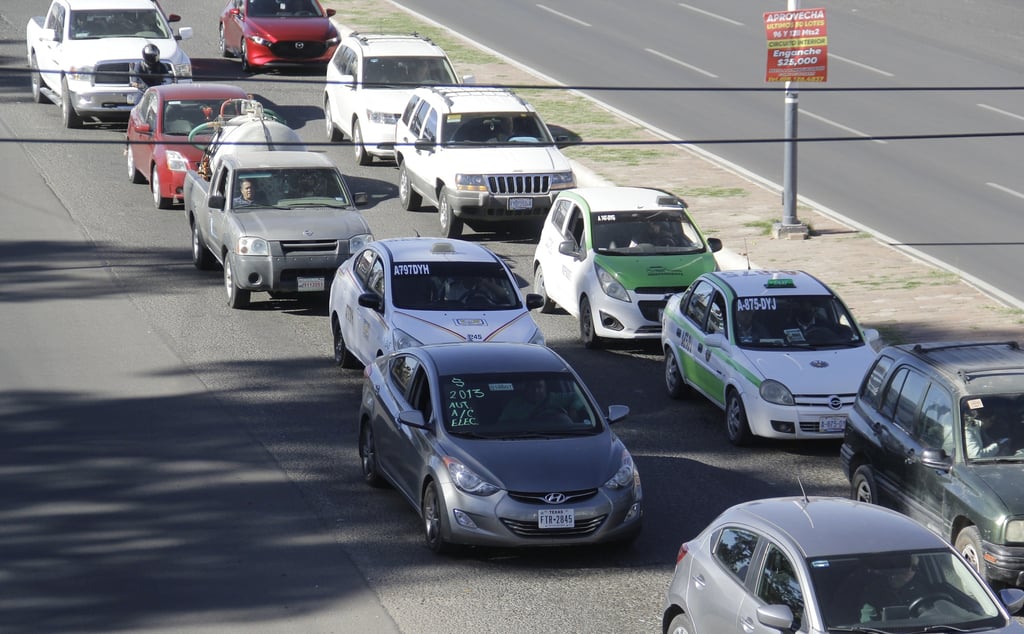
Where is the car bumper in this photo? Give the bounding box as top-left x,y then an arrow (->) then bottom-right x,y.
68,86 -> 141,117
245,40 -> 335,68
743,394 -> 854,440
231,252 -> 349,293
360,119 -> 398,159
981,541 -> 1024,587
591,294 -> 674,340
448,190 -> 557,224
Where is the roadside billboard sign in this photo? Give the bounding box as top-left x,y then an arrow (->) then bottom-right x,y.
764,8 -> 828,82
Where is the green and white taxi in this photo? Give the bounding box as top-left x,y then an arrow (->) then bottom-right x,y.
661,270 -> 880,445
532,187 -> 721,348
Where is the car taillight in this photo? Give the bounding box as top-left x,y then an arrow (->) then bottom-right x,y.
676,542 -> 690,565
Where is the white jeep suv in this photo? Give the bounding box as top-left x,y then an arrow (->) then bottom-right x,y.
323,32 -> 467,165
395,86 -> 576,239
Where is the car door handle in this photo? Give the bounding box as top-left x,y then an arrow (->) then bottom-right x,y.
692,573 -> 706,589
740,616 -> 756,633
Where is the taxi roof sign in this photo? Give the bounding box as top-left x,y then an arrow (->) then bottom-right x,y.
765,278 -> 796,289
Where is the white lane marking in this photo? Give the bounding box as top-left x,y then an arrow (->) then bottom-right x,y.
987,182 -> 1024,200
799,109 -> 888,144
829,54 -> 894,77
978,103 -> 1024,122
645,48 -> 718,78
678,3 -> 744,26
536,4 -> 591,27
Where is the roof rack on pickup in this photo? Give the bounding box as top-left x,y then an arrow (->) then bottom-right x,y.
425,86 -> 528,109
349,31 -> 436,46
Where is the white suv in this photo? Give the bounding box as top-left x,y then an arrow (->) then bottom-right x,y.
395,86 -> 576,239
323,32 -> 467,165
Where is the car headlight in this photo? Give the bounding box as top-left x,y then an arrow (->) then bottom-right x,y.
596,263 -> 630,302
366,109 -> 399,125
172,62 -> 192,78
549,171 -> 576,190
236,237 -> 269,256
605,449 -> 637,490
529,328 -> 545,345
248,35 -> 271,47
349,233 -> 372,253
165,150 -> 189,172
445,458 -> 500,496
1006,520 -> 1024,543
392,328 -> 424,350
454,174 -> 488,192
67,65 -> 94,81
759,379 -> 794,406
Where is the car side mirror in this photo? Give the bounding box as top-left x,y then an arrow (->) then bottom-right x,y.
166,13 -> 182,23
461,74 -> 476,85
607,404 -> 629,424
134,122 -> 151,134
704,333 -> 727,350
554,134 -> 573,149
920,448 -> 953,471
557,240 -> 581,260
397,410 -> 429,429
40,28 -> 56,42
207,194 -> 226,210
352,191 -> 368,206
524,293 -> 544,310
325,8 -> 337,17
707,237 -> 723,253
999,587 -> 1024,614
357,291 -> 383,313
756,604 -> 793,631
177,26 -> 193,41
413,139 -> 435,152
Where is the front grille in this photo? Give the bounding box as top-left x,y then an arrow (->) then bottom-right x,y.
635,286 -> 687,296
487,174 -> 551,195
279,240 -> 338,256
269,41 -> 328,60
501,514 -> 607,538
637,300 -> 669,322
506,489 -> 598,505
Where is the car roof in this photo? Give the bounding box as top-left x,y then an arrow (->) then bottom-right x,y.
724,497 -> 948,558
375,238 -> 502,265
890,341 -> 1024,389
147,83 -> 249,99
343,32 -> 448,57
417,87 -> 533,114
415,342 -> 571,376
562,187 -> 687,213
68,0 -> 164,10
703,269 -> 832,299
222,151 -> 337,169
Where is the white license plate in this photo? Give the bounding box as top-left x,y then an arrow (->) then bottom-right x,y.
819,416 -> 847,432
538,508 -> 575,529
508,197 -> 533,210
297,276 -> 325,292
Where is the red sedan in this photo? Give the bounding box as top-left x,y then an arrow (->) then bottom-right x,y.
217,0 -> 340,73
126,83 -> 249,209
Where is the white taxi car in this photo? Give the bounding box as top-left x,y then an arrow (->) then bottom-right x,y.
661,270 -> 880,445
329,238 -> 545,368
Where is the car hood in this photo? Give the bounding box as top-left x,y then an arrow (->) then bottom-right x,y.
63,38 -> 185,63
390,309 -> 540,344
964,463 -> 1024,510
443,146 -> 571,172
232,208 -> 369,240
446,433 -> 620,491
244,17 -> 335,40
595,253 -> 715,289
358,90 -> 414,114
740,346 -> 876,393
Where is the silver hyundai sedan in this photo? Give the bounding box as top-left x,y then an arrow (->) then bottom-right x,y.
663,496 -> 1024,633
357,342 -> 643,552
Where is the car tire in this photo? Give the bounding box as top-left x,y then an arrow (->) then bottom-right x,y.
955,526 -> 988,581
533,265 -> 556,314
666,612 -> 696,634
61,77 -> 82,129
324,96 -> 342,142
422,482 -> 455,554
191,220 -> 216,271
31,55 -> 48,104
224,257 -> 251,309
359,423 -> 385,488
664,348 -> 692,400
152,165 -> 172,209
332,316 -> 361,369
725,389 -> 753,446
127,146 -> 145,184
580,296 -> 602,349
353,119 -> 371,165
398,162 -> 421,211
240,41 -> 252,73
851,465 -> 878,504
437,187 -> 462,238
218,24 -> 231,58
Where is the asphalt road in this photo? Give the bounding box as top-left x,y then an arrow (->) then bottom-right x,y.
394,0 -> 1024,307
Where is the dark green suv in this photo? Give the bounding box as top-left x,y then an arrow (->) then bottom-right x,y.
841,341 -> 1024,588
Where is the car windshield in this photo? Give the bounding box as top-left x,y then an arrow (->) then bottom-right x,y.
442,113 -> 553,145
233,169 -> 350,209
70,9 -> 169,39
440,373 -> 601,438
247,0 -> 324,18
390,261 -> 520,310
809,549 -> 1004,630
362,56 -> 457,87
162,99 -> 236,136
732,294 -> 863,349
960,394 -> 1024,461
591,209 -> 705,255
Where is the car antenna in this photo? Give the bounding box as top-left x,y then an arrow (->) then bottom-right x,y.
744,238 -> 751,270
797,477 -> 809,503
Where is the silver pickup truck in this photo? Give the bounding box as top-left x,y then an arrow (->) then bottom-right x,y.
185,150 -> 372,309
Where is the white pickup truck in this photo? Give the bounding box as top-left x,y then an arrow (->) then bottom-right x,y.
26,0 -> 193,128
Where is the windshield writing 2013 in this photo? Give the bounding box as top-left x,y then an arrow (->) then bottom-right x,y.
448,378 -> 483,426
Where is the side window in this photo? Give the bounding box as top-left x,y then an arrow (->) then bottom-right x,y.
401,95 -> 421,126
893,369 -> 929,432
388,355 -> 420,402
916,383 -> 954,453
367,257 -> 385,296
714,527 -> 759,582
409,100 -> 430,137
421,107 -> 438,143
566,206 -> 585,247
353,249 -> 375,287
212,168 -> 229,197
549,198 -> 569,230
145,98 -> 158,128
859,354 -> 895,410
684,281 -> 714,327
409,368 -> 433,422
706,292 -> 727,335
758,545 -> 805,631
879,367 -> 909,420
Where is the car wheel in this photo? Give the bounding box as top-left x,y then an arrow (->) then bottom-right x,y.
533,265 -> 556,313
240,41 -> 252,73
218,24 -> 231,58
324,96 -> 342,142
955,526 -> 988,580
851,464 -> 878,503
359,423 -> 385,488
224,257 -> 250,309
666,612 -> 696,634
725,390 -> 753,446
353,119 -> 371,165
422,482 -> 455,554
127,146 -> 145,184
332,316 -> 361,369
191,220 -> 216,271
580,296 -> 602,349
31,55 -> 48,104
437,187 -> 462,238
664,348 -> 692,399
152,165 -> 172,209
60,77 -> 82,129
398,162 -> 421,211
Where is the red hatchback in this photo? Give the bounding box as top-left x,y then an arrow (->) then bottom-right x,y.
217,0 -> 339,73
126,83 -> 249,209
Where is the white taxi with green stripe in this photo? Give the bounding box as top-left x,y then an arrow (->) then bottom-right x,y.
660,269 -> 880,445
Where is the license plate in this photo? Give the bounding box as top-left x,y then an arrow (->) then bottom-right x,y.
819,416 -> 847,432
508,197 -> 533,210
297,276 -> 325,292
538,508 -> 575,529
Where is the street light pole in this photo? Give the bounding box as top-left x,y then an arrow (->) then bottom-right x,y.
775,0 -> 809,239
